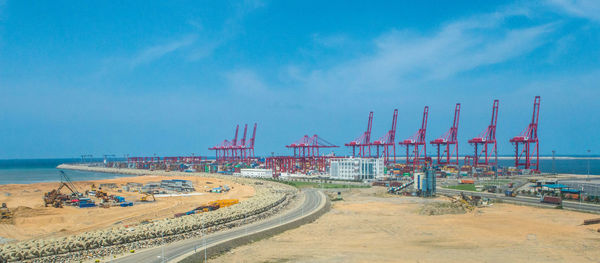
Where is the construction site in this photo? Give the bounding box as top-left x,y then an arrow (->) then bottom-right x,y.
0,172 -> 254,242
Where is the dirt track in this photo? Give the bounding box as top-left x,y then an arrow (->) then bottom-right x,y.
211,187 -> 600,263
0,175 -> 254,241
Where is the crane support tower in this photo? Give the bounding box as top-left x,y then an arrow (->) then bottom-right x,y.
266,135 -> 339,174
345,112 -> 373,158
399,106 -> 429,169
467,100 -> 499,167
510,96 -> 541,171
209,123 -> 257,163
430,103 -> 460,166
372,109 -> 398,164
287,134 -> 338,157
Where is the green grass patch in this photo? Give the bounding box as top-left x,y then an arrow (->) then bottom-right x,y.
444,184 -> 477,191
285,181 -> 370,189
263,179 -> 370,189
479,179 -> 512,186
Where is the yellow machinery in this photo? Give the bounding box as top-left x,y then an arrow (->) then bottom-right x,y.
0,203 -> 13,223
95,190 -> 110,203
140,193 -> 156,202
209,199 -> 239,208
441,194 -> 475,211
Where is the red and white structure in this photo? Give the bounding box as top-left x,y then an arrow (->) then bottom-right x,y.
265,134 -> 339,174
430,103 -> 460,166
286,134 -> 338,157
209,123 -> 257,162
399,106 -> 429,168
371,109 -> 398,164
345,112 -> 373,158
510,96 -> 540,171
467,100 -> 499,167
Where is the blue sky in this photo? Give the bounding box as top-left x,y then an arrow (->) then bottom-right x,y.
0,0 -> 599,158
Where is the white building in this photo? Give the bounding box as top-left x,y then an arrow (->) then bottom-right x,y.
240,168 -> 273,178
329,157 -> 384,181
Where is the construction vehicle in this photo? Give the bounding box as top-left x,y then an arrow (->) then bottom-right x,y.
541,195 -> 562,205
0,203 -> 13,223
43,171 -> 81,207
95,189 -> 110,202
209,199 -> 239,208
441,193 -> 476,211
174,199 -> 239,218
140,193 -> 156,202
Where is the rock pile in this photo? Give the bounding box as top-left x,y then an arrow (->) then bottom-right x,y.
419,201 -> 467,216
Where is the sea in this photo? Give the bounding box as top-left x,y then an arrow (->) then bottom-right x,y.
0,157 -> 599,185
0,158 -> 131,185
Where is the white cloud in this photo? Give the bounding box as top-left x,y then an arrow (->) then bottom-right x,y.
294,8 -> 556,93
548,0 -> 600,22
225,69 -> 268,96
93,35 -> 196,77
129,35 -> 196,68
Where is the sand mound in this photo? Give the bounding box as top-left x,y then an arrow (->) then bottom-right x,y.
419,201 -> 466,216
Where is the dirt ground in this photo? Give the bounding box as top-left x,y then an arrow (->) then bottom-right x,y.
212,187 -> 600,263
0,175 -> 254,241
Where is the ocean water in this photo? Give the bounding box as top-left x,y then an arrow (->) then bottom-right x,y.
0,157 -> 599,185
0,159 -> 132,185
496,158 -> 600,175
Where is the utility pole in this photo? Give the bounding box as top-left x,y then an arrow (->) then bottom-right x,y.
552,150 -> 556,175
587,149 -> 591,181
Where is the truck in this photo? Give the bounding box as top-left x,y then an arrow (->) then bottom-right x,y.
541,195 -> 562,205
504,190 -> 516,197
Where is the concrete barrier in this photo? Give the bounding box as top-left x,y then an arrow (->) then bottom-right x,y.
178,191 -> 330,263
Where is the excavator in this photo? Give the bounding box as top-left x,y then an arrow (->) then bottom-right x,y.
0,203 -> 13,223
140,192 -> 156,202
43,171 -> 81,208
95,189 -> 110,203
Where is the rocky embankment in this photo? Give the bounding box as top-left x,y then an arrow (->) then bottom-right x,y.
0,165 -> 297,262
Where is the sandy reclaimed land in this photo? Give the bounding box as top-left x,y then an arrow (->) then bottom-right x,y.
211,187 -> 600,263
0,174 -> 254,241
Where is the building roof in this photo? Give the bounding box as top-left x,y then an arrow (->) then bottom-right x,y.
561,189 -> 580,193
542,184 -> 569,189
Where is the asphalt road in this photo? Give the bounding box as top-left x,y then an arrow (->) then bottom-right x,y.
111,189 -> 325,263
438,188 -> 600,213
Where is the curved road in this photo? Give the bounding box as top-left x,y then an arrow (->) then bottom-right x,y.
438,188 -> 600,213
111,188 -> 325,263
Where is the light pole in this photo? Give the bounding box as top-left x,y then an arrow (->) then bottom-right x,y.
161,231 -> 164,263
587,149 -> 591,181
203,213 -> 207,263
552,150 -> 556,175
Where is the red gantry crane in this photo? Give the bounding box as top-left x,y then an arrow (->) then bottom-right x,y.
467,100 -> 499,167
210,123 -> 257,163
372,109 -> 398,164
266,134 -> 339,174
237,124 -> 248,160
345,112 -> 373,158
399,106 -> 429,168
287,134 -> 338,157
430,103 -> 460,166
246,123 -> 257,159
510,96 -> 540,171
